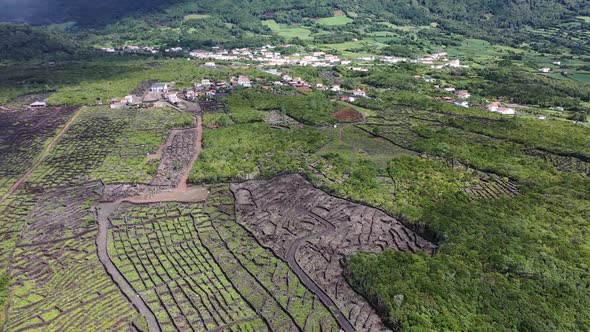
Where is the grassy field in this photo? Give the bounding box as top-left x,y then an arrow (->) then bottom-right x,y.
572,72 -> 590,81
447,38 -> 527,60
189,123 -> 327,183
319,39 -> 387,57
262,20 -> 313,40
316,15 -> 353,26
183,14 -> 210,21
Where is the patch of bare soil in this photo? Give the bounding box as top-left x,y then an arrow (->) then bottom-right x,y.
332,108 -> 364,123
231,174 -> 436,331
115,186 -> 209,204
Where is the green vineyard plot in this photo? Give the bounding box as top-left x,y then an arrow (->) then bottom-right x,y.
25,106 -> 193,189
107,187 -> 339,331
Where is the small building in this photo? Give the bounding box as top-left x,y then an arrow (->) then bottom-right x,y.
496,107 -> 515,115
448,59 -> 461,67
123,95 -> 142,105
552,61 -> 561,66
538,67 -> 551,73
488,102 -> 515,115
444,87 -> 456,93
455,90 -> 471,99
454,101 -> 469,108
151,83 -> 169,93
29,101 -> 47,109
352,89 -> 366,97
164,92 -> 180,104
204,62 -> 216,67
331,85 -> 341,92
110,102 -> 128,109
184,89 -> 197,100
237,75 -> 251,87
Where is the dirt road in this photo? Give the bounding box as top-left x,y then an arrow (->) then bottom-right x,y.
0,107 -> 83,203
95,203 -> 162,332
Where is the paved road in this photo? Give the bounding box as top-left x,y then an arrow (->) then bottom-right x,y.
284,210 -> 355,332
95,203 -> 162,332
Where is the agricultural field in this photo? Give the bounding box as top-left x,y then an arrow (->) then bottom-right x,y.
231,174 -> 436,331
106,186 -> 340,331
25,106 -> 193,189
0,43 -> 589,332
189,123 -> 327,183
183,14 -> 210,21
0,107 -> 77,198
316,15 -> 353,26
2,183 -> 140,331
262,20 -> 313,40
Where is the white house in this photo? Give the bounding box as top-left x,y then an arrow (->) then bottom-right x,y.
487,102 -> 515,115
123,95 -> 142,105
165,92 -> 180,104
151,83 -> 169,93
29,101 -> 47,109
352,89 -> 366,97
538,67 -> 551,73
448,59 -> 461,67
454,101 -> 469,108
455,90 -> 471,99
331,85 -> 341,92
237,75 -> 251,87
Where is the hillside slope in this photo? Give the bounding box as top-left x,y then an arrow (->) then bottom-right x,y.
0,23 -> 81,60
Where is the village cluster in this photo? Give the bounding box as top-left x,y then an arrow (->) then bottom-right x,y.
102,66 -> 374,110
48,45 -> 549,119
102,44 -> 467,69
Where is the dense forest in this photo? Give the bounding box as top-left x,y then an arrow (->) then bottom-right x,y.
0,23 -> 81,60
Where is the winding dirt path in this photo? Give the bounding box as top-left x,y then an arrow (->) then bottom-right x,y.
284,209 -> 355,332
95,203 -> 162,332
0,107 -> 83,203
